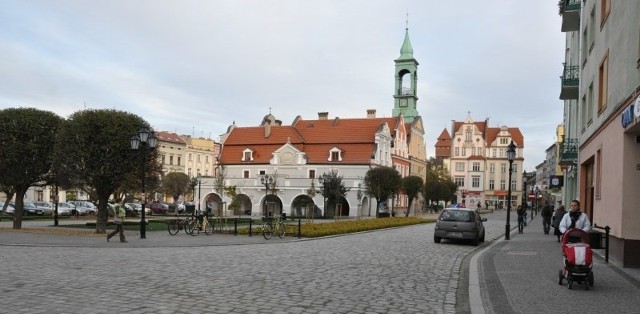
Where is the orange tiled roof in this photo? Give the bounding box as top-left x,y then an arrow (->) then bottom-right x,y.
220,117 -> 393,165
156,132 -> 186,144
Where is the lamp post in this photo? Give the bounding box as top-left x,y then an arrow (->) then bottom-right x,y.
130,127 -> 157,239
505,140 -> 516,240
197,175 -> 202,216
261,174 -> 273,216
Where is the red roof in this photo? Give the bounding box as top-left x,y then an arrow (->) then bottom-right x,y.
156,132 -> 186,144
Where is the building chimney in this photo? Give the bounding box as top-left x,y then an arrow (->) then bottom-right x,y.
367,109 -> 376,118
318,112 -> 329,120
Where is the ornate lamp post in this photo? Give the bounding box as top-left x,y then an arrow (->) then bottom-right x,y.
130,127 -> 157,239
505,140 -> 516,240
261,174 -> 273,216
197,175 -> 202,215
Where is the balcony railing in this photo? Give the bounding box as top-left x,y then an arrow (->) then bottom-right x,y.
560,63 -> 579,100
558,138 -> 579,166
559,0 -> 581,32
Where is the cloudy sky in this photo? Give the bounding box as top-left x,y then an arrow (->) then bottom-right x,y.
0,1 -> 565,171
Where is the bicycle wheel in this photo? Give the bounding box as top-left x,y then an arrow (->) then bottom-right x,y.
262,223 -> 273,240
204,219 -> 214,235
183,219 -> 193,235
168,220 -> 179,235
276,222 -> 286,239
189,220 -> 200,236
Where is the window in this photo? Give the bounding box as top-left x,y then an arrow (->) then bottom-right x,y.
500,138 -> 508,145
589,7 -> 595,52
511,179 -> 516,191
161,155 -> 165,164
243,170 -> 249,178
454,177 -> 465,187
259,170 -> 266,175
189,153 -> 192,161
197,154 -> 201,162
598,51 -> 609,114
489,163 -> 495,173
581,27 -> 588,66
472,176 -> 480,188
242,148 -> 254,161
512,164 -> 517,173
588,82 -> 594,125
600,0 -> 610,27
489,179 -> 495,190
329,147 -> 342,161
309,170 -> 316,178
169,155 -> 173,165
472,162 -> 480,171
188,168 -> 192,177
465,127 -> 472,142
581,94 -> 588,130
461,147 -> 466,157
205,169 -> 209,176
455,162 -> 465,172
177,156 -> 181,166
500,180 -> 506,190
492,149 -> 496,157
500,164 -> 506,173
206,156 -> 209,163
455,147 -> 460,156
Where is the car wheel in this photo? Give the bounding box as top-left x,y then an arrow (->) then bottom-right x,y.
480,231 -> 485,242
434,235 -> 441,243
471,236 -> 479,246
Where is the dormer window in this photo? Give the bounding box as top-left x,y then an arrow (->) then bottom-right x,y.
242,148 -> 254,161
328,147 -> 343,162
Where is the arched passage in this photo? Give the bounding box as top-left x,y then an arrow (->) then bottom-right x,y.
262,194 -> 282,217
291,194 -> 315,217
236,194 -> 252,215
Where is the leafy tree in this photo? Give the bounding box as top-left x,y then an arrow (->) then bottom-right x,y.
363,166 -> 401,217
53,109 -> 157,233
214,165 -> 227,199
161,172 -> 191,205
0,108 -> 63,228
318,171 -> 350,217
402,175 -> 424,217
423,158 -> 457,210
224,185 -> 240,212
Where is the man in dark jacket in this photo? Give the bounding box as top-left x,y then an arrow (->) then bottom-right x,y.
541,201 -> 554,235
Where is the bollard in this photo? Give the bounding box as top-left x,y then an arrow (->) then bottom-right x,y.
249,218 -> 252,237
594,224 -> 611,263
298,219 -> 301,239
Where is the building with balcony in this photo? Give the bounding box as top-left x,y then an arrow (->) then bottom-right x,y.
558,0 -> 640,267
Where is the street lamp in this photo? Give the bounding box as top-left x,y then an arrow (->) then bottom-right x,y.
534,186 -> 541,216
505,140 -> 516,240
261,174 -> 273,217
130,127 -> 157,239
197,175 -> 202,216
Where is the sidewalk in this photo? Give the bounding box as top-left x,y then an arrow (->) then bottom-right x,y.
472,213 -> 640,314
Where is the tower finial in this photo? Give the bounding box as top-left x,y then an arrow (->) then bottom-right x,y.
467,110 -> 472,118
269,107 -> 272,114
405,10 -> 409,30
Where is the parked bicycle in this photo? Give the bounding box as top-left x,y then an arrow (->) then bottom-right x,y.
167,216 -> 194,235
262,213 -> 286,240
188,213 -> 214,236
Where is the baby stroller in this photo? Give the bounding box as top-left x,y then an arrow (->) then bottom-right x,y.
558,228 -> 594,290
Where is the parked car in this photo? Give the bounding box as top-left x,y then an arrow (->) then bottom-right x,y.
33,201 -> 55,215
70,201 -> 97,215
0,201 -> 16,215
124,202 -> 150,216
22,202 -> 45,215
433,207 -> 487,246
57,202 -> 77,216
149,201 -> 169,214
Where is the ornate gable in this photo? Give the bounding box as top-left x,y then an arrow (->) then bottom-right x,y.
271,142 -> 307,165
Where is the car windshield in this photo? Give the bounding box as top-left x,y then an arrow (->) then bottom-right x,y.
440,209 -> 474,222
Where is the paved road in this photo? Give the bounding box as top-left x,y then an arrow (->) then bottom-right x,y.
3,212 -> 638,313
0,213 -> 507,314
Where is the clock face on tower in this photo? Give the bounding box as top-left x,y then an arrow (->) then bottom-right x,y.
400,98 -> 407,107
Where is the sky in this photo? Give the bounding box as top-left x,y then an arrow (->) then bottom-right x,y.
0,1 -> 565,172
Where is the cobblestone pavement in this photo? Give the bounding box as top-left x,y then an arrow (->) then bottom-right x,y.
0,212 -> 508,314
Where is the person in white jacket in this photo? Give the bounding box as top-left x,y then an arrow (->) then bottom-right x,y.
559,199 -> 591,234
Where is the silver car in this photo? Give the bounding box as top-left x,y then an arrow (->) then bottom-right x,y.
434,208 -> 487,246
33,201 -> 54,215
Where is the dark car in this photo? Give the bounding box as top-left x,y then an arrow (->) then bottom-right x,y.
434,208 -> 487,246
149,201 -> 169,214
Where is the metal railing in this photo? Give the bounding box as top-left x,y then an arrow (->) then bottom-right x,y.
593,224 -> 611,263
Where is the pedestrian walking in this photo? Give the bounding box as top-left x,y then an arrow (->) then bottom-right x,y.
559,199 -> 591,234
552,204 -> 567,242
517,205 -> 527,234
107,201 -> 127,243
541,201 -> 554,235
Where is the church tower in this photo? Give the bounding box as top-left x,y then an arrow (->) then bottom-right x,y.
392,26 -> 419,123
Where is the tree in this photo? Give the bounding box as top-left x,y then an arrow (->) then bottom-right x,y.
53,109 -> 157,233
0,108 -> 63,228
161,172 -> 191,205
364,166 -> 401,217
423,158 -> 457,210
224,185 -> 240,213
402,175 -> 424,217
318,171 -> 350,217
0,184 -> 15,216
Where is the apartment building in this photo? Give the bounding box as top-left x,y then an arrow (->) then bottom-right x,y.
558,0 -> 640,267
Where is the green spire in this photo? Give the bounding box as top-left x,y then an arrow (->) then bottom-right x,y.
398,28 -> 414,60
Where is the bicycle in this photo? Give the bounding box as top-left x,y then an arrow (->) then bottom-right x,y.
262,213 -> 286,240
167,216 -> 194,235
188,214 -> 214,236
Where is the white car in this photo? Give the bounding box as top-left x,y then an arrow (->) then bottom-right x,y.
70,201 -> 97,215
1,201 -> 15,215
57,202 -> 76,216
33,201 -> 55,215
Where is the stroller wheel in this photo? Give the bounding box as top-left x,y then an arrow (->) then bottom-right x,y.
588,272 -> 594,287
558,269 -> 564,285
567,274 -> 573,290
